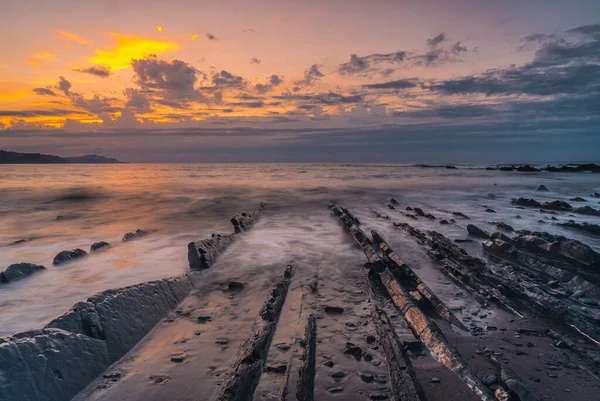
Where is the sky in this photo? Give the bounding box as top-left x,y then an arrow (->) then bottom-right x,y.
1,0 -> 599,162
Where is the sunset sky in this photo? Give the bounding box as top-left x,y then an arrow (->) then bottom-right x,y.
1,0 -> 599,162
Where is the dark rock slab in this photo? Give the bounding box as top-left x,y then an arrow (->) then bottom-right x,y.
467,224 -> 490,239
558,220 -> 600,237
53,249 -> 88,265
0,329 -> 111,401
187,233 -> 235,270
0,262 -> 46,283
537,185 -> 549,191
47,274 -> 194,362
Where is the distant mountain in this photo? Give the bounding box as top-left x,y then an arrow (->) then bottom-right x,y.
64,154 -> 123,164
0,150 -> 123,164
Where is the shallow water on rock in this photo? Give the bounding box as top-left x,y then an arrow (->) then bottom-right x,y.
1,163 -> 599,335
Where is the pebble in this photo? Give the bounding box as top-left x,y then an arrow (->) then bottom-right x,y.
332,371 -> 346,379
430,377 -> 441,383
227,281 -> 245,289
359,372 -> 374,383
324,360 -> 335,367
266,364 -> 287,374
171,353 -> 186,363
197,315 -> 212,323
324,305 -> 344,314
328,387 -> 344,393
369,393 -> 389,400
215,338 -> 229,345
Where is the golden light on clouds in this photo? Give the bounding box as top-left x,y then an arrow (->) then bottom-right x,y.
27,60 -> 42,67
88,34 -> 180,71
56,31 -> 91,45
188,34 -> 199,40
156,26 -> 163,32
33,52 -> 55,60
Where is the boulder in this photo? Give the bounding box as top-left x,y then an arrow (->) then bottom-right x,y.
516,165 -> 540,172
489,222 -> 514,232
573,205 -> 600,216
122,229 -> 148,242
53,249 -> 87,265
413,207 -> 425,216
512,198 -> 541,207
452,211 -> 469,219
570,197 -> 587,202
0,263 -> 45,283
467,224 -> 490,239
541,200 -> 572,211
90,241 -> 111,252
537,185 -> 549,191
0,329 -> 111,401
390,198 -> 400,205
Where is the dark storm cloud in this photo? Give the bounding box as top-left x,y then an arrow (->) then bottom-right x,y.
362,79 -> 419,90
32,87 -> 57,96
567,24 -> 600,38
70,94 -> 121,116
74,65 -> 111,78
394,104 -> 498,119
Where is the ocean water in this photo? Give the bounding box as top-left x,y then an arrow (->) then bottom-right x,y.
1,163 -> 599,336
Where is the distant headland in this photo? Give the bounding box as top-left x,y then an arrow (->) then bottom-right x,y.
0,150 -> 123,164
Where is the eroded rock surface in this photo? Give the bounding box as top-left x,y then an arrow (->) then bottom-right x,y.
53,249 -> 88,265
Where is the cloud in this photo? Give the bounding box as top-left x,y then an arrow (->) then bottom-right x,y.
32,52 -> 55,61
132,55 -> 205,108
427,33 -> 447,47
27,60 -> 42,67
206,33 -> 217,40
430,24 -> 600,97
250,58 -> 261,64
74,65 -> 112,78
32,88 -> 58,96
88,34 -> 180,70
363,79 -> 418,90
58,76 -> 71,95
0,109 -> 86,117
124,88 -> 152,113
211,70 -> 245,88
294,64 -> 324,87
338,52 -> 406,75
70,94 -> 120,119
255,74 -> 283,94
156,26 -> 163,32
56,31 -> 91,45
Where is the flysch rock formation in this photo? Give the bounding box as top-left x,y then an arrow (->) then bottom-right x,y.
188,205 -> 264,270
0,274 -> 195,401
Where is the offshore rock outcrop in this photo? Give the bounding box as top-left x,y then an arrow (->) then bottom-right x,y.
0,274 -> 195,401
0,262 -> 45,283
558,220 -> 600,237
53,249 -> 88,265
188,233 -> 236,270
122,229 -> 149,242
188,205 -> 264,270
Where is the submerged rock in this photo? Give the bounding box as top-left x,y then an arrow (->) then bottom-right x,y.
90,241 -> 111,252
541,200 -> 572,211
390,198 -> 400,206
413,207 -> 425,216
558,221 -> 600,237
573,205 -> 600,216
512,198 -> 541,207
570,197 -> 587,202
53,249 -> 87,265
516,164 -> 540,172
0,262 -> 46,283
467,224 -> 490,239
452,211 -> 469,219
537,185 -> 549,191
489,221 -> 514,232
122,229 -> 149,242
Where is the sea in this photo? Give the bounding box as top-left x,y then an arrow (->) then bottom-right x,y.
1,163 -> 599,336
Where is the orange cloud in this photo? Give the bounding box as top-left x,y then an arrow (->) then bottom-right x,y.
156,26 -> 163,32
33,52 -> 55,60
88,34 -> 180,71
27,60 -> 42,67
188,33 -> 199,40
273,12 -> 284,22
56,31 -> 91,45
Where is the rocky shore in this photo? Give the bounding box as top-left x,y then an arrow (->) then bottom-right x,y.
2,188 -> 600,401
